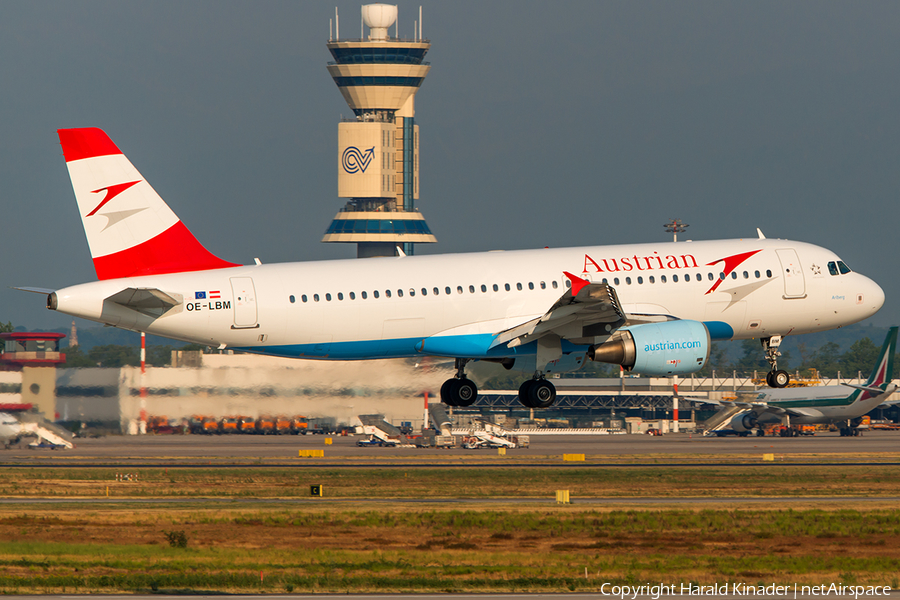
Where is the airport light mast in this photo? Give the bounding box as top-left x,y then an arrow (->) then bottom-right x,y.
322,3 -> 436,258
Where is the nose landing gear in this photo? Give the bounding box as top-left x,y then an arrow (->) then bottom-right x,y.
762,335 -> 790,388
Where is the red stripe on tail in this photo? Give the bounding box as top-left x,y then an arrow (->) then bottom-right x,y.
92,221 -> 239,280
58,128 -> 123,162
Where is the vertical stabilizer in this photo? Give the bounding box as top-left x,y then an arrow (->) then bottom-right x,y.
864,326 -> 898,388
58,128 -> 238,280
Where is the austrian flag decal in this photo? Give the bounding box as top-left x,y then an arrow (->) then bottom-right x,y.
194,290 -> 221,300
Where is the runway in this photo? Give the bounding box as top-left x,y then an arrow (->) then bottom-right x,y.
2,429 -> 899,465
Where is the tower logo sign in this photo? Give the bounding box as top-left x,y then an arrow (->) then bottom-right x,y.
342,146 -> 375,174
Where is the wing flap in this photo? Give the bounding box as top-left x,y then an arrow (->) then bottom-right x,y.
491,273 -> 626,350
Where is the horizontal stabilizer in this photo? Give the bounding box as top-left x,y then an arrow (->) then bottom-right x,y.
12,286 -> 56,295
106,287 -> 182,317
842,382 -> 890,395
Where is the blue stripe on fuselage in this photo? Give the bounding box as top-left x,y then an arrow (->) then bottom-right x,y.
234,335 -> 589,361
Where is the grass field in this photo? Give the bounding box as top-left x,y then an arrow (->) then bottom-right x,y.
1,465 -> 899,593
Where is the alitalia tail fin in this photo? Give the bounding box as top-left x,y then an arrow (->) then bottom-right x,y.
58,128 -> 239,280
863,326 -> 897,389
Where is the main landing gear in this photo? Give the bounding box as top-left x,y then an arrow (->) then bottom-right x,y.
440,358 -> 478,407
518,375 -> 557,409
762,335 -> 790,388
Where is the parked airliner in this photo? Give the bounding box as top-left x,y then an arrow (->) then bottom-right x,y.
705,327 -> 898,437
23,128 -> 885,408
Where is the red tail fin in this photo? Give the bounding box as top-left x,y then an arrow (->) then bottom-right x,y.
59,128 -> 239,280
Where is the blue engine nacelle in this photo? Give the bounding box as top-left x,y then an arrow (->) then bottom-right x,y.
587,320 -> 710,376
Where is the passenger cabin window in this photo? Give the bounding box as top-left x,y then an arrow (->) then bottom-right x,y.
397,289 -> 404,297
422,288 -> 428,296
469,285 -> 475,293
649,276 -> 655,283
614,277 -> 620,285
434,287 -> 440,295
408,289 -> 415,297
516,283 -> 523,291
385,290 -> 391,298
302,295 -> 308,303
361,291 -> 367,299
374,290 -> 380,298
457,286 -> 464,294
552,281 -> 558,289
565,280 -> 571,288
661,275 -> 667,283
349,292 -> 355,300
625,277 -> 632,285
326,293 -> 332,301
337,293 -> 343,300
673,275 -> 679,282
528,282 -> 534,290
493,284 -> 499,292
481,285 -> 487,293
505,283 -> 511,291
731,272 -> 737,279
766,270 -> 772,278
446,286 -> 452,295
289,295 -> 295,303
540,281 -> 546,289
314,294 -> 320,302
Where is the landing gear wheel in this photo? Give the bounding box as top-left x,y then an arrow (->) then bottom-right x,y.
441,378 -> 478,407
765,371 -> 774,387
518,380 -> 536,408
756,428 -> 765,437
441,379 -> 459,407
529,379 -> 557,408
455,378 -> 478,407
772,370 -> 790,388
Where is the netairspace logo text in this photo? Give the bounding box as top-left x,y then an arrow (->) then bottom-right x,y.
599,583 -> 892,599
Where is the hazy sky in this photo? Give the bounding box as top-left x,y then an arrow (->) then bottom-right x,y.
3,1 -> 899,331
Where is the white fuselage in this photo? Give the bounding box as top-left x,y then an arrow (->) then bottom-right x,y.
752,385 -> 895,426
52,238 -> 883,362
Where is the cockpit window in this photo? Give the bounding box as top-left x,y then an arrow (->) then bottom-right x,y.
837,261 -> 851,275
828,261 -> 839,276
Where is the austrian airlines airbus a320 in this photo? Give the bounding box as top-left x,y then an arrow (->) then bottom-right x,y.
25,128 -> 885,408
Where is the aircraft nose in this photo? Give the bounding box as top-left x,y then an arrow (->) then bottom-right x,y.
863,276 -> 885,316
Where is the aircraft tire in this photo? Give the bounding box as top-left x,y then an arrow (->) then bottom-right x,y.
529,379 -> 557,408
772,370 -> 790,388
765,371 -> 775,387
756,428 -> 765,437
455,378 -> 478,407
441,379 -> 459,407
518,380 -> 536,408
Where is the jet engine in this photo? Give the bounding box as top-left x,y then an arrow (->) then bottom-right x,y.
587,320 -> 710,376
730,411 -> 759,433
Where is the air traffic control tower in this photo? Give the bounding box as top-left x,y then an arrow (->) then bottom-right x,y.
321,4 -> 436,258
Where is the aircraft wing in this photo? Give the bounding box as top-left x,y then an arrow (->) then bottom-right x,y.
696,398 -> 818,418
106,288 -> 182,317
490,272 -> 626,350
